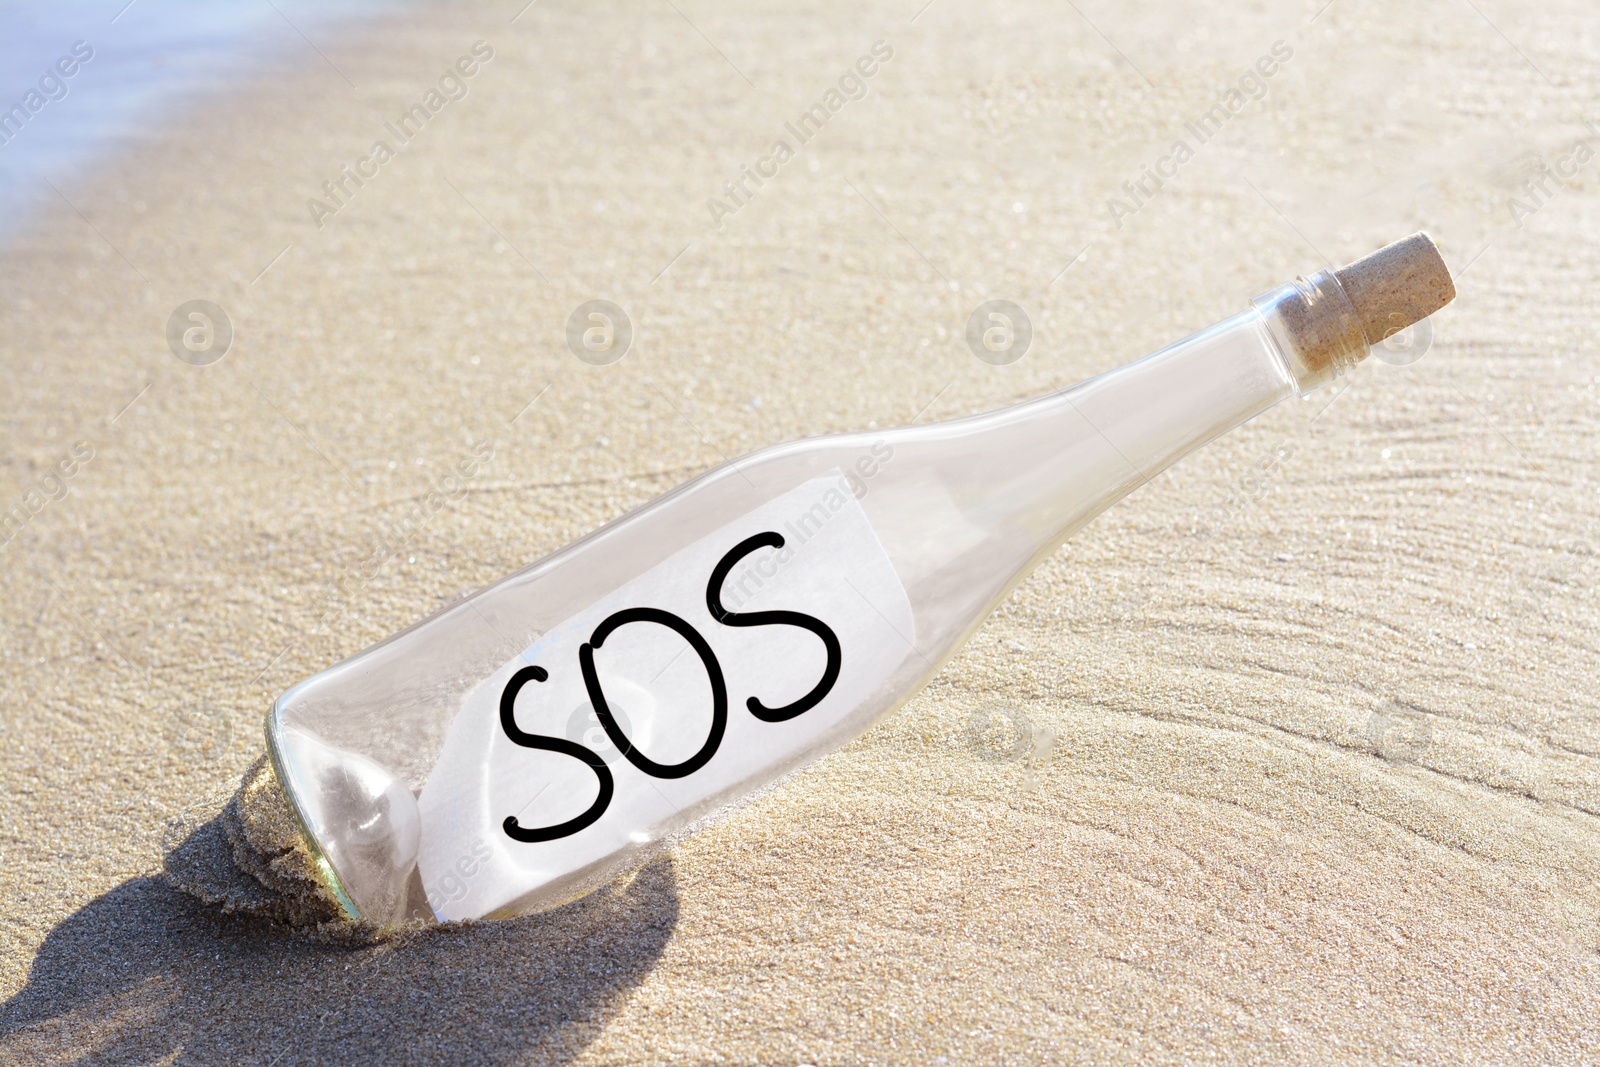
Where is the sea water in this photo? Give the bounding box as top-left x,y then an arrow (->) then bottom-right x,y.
0,0 -> 394,246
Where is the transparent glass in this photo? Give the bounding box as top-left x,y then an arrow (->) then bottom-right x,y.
269,294 -> 1340,925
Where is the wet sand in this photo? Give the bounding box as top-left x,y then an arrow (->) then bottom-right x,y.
3,1 -> 1599,1063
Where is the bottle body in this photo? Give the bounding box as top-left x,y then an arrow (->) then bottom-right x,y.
270,300 -> 1311,925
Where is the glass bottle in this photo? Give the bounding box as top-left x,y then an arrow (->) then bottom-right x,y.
266,234 -> 1454,925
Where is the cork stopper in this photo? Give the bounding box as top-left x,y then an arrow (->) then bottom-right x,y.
1252,232 -> 1456,393
1332,232 -> 1455,347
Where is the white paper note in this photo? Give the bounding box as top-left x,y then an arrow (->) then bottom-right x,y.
417,471 -> 915,920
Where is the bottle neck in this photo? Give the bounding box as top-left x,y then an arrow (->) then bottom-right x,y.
1057,305 -> 1300,485
1251,268 -> 1371,394
931,304 -> 1309,558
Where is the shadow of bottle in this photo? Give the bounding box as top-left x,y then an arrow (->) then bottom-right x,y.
0,836 -> 678,1065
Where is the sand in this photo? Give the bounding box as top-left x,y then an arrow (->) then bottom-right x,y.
3,0 -> 1599,1063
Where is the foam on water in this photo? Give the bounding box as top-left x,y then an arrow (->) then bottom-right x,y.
0,0 -> 391,245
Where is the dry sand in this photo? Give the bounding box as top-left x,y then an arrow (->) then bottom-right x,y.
3,1 -> 1599,1063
